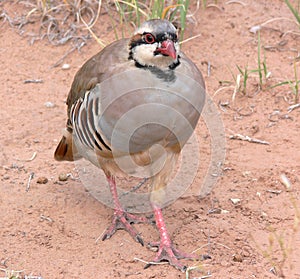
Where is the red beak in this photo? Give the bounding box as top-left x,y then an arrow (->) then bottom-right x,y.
156,39 -> 177,59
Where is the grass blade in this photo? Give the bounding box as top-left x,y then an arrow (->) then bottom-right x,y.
179,0 -> 189,41
285,0 -> 300,25
257,30 -> 263,86
293,60 -> 299,103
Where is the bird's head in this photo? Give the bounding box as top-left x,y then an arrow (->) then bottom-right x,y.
129,19 -> 180,69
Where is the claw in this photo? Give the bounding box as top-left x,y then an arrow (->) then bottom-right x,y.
136,234 -> 144,246
102,209 -> 145,246
145,241 -> 190,272
145,241 -> 210,272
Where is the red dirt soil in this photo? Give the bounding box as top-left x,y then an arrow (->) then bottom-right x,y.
0,0 -> 299,278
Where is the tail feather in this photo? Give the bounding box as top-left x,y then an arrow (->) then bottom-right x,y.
54,129 -> 81,161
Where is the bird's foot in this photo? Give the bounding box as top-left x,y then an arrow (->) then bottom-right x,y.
145,240 -> 197,272
102,209 -> 152,246
145,205 -> 210,271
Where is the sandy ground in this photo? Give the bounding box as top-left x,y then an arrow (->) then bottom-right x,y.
0,0 -> 300,278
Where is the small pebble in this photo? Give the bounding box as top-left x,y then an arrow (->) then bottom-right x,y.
230,198 -> 241,205
62,63 -> 70,70
261,211 -> 268,219
233,254 -> 243,262
44,101 -> 55,108
208,208 -> 222,214
280,173 -> 292,191
37,177 -> 48,184
249,25 -> 261,34
59,173 -> 68,181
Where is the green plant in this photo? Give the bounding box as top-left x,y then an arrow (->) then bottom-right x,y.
115,0 -> 190,40
257,30 -> 271,86
173,0 -> 189,41
248,30 -> 271,89
230,30 -> 271,97
271,60 -> 299,104
112,0 -> 148,28
292,60 -> 299,103
83,0 -> 191,42
236,64 -> 250,95
151,0 -> 166,19
285,0 -> 300,25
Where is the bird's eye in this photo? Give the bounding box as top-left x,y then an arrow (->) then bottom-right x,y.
144,33 -> 156,44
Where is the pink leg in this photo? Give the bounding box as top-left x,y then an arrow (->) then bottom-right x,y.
102,176 -> 151,246
146,204 -> 198,272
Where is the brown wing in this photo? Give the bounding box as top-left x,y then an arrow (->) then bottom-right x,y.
54,38 -> 130,161
66,38 -> 130,118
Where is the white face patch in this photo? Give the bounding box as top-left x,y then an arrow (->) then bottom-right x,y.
132,41 -> 180,68
131,19 -> 180,68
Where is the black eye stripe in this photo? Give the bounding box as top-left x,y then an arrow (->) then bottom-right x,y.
155,33 -> 178,42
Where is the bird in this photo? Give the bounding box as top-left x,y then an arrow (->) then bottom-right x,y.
54,19 -> 206,271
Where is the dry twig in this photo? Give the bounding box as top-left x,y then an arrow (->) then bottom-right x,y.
24,79 -> 43,84
229,133 -> 270,145
133,257 -> 168,266
287,103 -> 300,113
26,172 -> 35,192
17,151 -> 37,162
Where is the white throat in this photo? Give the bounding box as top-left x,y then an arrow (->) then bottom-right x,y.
132,42 -> 180,68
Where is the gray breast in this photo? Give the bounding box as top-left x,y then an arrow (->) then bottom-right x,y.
90,66 -> 206,154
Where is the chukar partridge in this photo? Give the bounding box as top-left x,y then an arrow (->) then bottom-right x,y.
55,19 -> 206,271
